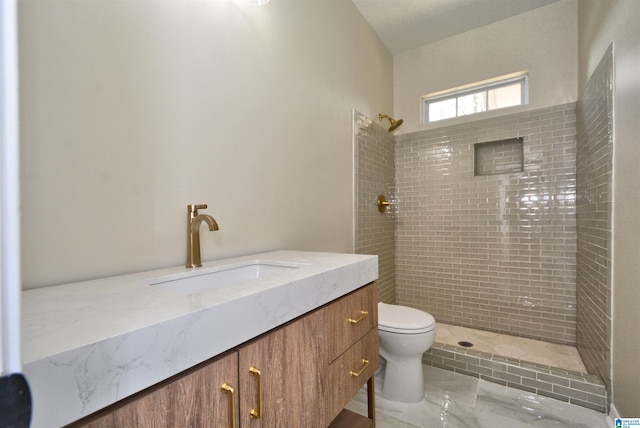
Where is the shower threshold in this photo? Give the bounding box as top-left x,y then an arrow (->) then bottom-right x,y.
424,323 -> 606,413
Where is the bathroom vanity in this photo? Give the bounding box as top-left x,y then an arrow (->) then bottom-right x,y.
22,251 -> 378,427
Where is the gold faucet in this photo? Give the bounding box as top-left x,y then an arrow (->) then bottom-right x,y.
186,204 -> 219,268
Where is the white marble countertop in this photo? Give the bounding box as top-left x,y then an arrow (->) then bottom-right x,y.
22,250 -> 378,428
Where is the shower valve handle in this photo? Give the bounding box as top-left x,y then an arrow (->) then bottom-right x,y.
377,195 -> 391,213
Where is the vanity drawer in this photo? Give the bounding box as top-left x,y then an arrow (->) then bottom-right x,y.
326,328 -> 378,423
326,282 -> 377,362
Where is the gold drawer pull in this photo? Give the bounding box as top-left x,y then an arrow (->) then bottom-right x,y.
349,359 -> 370,377
348,310 -> 369,324
249,366 -> 262,419
220,383 -> 236,428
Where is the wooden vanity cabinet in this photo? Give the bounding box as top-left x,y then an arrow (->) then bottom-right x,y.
69,349 -> 240,427
325,283 -> 378,428
237,307 -> 326,427
325,284 -> 377,362
69,283 -> 378,428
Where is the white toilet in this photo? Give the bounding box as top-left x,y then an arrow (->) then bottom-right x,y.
377,302 -> 436,403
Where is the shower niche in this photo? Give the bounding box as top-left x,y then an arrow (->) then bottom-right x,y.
474,137 -> 524,176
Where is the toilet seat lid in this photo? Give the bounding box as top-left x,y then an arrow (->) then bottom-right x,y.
378,302 -> 436,333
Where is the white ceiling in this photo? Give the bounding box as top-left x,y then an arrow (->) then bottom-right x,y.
352,0 -> 561,54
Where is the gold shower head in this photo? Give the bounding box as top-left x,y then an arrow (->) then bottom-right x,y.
378,114 -> 404,132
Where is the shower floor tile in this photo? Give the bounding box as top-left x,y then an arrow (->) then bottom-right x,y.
435,323 -> 587,373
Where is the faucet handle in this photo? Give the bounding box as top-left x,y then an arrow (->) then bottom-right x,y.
188,204 -> 208,213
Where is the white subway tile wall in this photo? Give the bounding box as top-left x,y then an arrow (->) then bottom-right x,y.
576,44 -> 613,402
395,103 -> 578,345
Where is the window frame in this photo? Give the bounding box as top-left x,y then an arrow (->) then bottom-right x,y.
421,73 -> 529,123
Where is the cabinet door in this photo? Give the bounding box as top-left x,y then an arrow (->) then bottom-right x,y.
238,308 -> 326,428
326,329 -> 378,422
325,284 -> 377,362
72,350 -> 239,428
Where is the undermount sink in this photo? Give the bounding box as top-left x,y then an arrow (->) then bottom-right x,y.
146,261 -> 304,294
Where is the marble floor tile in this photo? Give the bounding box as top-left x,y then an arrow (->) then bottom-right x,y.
475,381 -> 606,428
347,365 -> 608,428
422,365 -> 478,407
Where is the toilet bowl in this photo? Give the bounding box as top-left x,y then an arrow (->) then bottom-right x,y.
377,302 -> 436,403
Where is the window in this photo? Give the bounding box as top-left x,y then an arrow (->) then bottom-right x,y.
422,73 -> 528,123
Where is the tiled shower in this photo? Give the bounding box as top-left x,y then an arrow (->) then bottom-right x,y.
394,104 -> 578,346
575,44 -> 613,401
354,47 -> 613,410
354,110 -> 396,305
